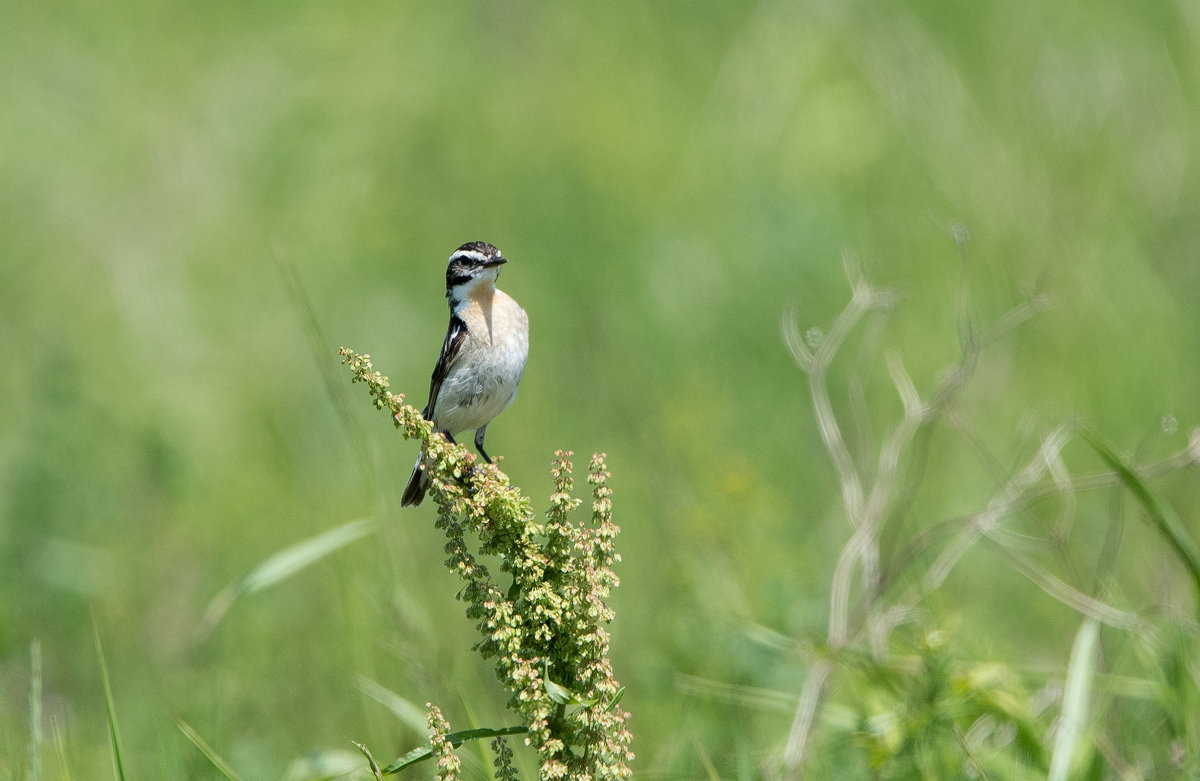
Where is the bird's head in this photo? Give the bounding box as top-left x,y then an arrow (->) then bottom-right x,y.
446,241 -> 507,300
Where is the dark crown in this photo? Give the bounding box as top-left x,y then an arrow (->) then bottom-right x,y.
452,241 -> 502,260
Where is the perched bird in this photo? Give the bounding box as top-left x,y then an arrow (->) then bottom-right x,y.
401,241 -> 529,507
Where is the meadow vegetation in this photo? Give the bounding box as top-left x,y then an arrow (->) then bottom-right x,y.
2,2 -> 1199,778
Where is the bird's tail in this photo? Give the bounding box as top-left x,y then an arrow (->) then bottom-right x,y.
401,455 -> 428,507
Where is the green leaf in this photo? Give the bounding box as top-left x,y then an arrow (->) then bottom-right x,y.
542,666 -> 601,708
603,687 -> 626,712
380,726 -> 527,775
380,745 -> 434,775
544,676 -> 575,705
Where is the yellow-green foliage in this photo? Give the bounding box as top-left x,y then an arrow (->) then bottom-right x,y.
343,348 -> 633,779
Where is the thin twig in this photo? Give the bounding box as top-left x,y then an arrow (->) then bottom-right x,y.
982,536 -> 1143,631
781,657 -> 834,775
924,426 -> 1070,592
888,439 -> 1200,578
827,353 -> 926,648
780,254 -> 1052,778
783,264 -> 888,530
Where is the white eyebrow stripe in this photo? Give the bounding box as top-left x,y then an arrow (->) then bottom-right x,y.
449,250 -> 490,264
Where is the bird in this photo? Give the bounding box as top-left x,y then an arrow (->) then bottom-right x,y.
401,241 -> 529,507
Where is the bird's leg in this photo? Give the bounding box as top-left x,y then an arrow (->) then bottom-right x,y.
473,425 -> 494,464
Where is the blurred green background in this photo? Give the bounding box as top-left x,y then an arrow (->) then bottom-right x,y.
2,0 -> 1199,777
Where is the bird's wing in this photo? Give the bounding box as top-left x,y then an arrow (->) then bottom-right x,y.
424,313 -> 468,421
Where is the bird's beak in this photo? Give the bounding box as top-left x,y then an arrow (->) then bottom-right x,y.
487,256 -> 508,267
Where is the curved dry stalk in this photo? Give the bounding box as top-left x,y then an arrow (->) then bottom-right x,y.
779,257 -> 1064,779
781,657 -> 834,774
783,255 -> 896,533
923,426 -> 1071,592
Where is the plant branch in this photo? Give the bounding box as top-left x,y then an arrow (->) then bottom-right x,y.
339,348 -> 633,780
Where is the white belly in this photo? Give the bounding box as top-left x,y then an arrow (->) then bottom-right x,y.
432,308 -> 528,436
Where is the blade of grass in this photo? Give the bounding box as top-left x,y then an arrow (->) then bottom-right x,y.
352,741 -> 385,781
354,676 -> 429,734
29,639 -> 42,781
460,700 -> 493,779
50,716 -> 72,781
177,721 -> 244,781
92,621 -> 127,781
693,737 -> 721,781
1049,617 -> 1099,781
1081,429 -> 1200,605
281,750 -> 363,780
240,517 -> 375,593
198,517 -> 375,636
